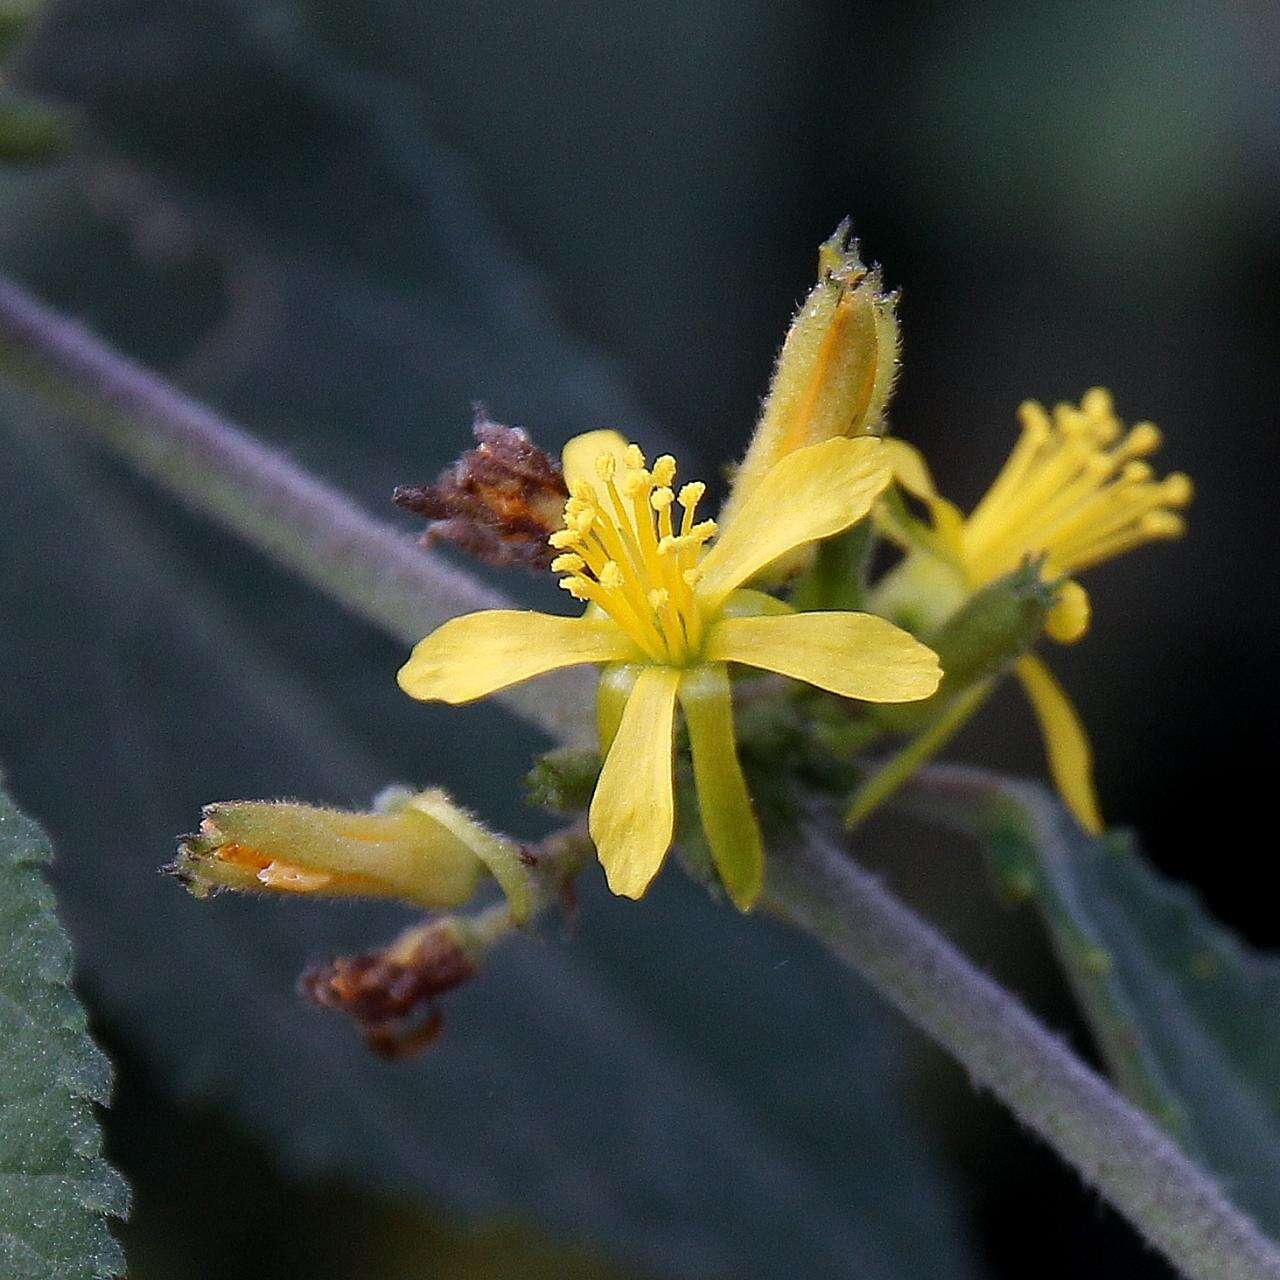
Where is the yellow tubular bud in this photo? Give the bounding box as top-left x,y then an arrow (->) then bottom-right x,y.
721,220 -> 900,528
170,791 -> 517,913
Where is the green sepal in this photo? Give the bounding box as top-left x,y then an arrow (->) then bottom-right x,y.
872,562 -> 1055,735
790,522 -> 875,613
524,747 -> 603,814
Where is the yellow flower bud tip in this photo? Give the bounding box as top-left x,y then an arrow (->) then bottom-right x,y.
958,391 -> 1193,592
169,797 -> 490,909
1044,580 -> 1092,644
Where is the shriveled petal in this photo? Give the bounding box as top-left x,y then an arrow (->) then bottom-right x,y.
398,610 -> 636,704
589,665 -> 680,899
706,611 -> 941,703
562,429 -> 630,492
697,437 -> 892,607
680,665 -> 765,911
1014,655 -> 1103,834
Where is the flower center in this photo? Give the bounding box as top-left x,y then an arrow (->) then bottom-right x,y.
549,443 -> 717,664
961,389 -> 1193,584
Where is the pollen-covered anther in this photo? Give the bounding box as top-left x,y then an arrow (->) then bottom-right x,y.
1141,511 -> 1187,539
678,481 -> 706,511
962,391 -> 1191,586
547,439 -> 726,664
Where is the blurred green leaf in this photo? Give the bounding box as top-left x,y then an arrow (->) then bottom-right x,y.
1,782 -> 128,1279
0,100 -> 73,162
918,768 -> 1280,1236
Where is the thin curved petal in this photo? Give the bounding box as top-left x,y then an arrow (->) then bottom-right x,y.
706,611 -> 941,703
1014,655 -> 1103,834
697,437 -> 891,606
680,665 -> 765,911
562,429 -> 630,492
589,665 -> 680,899
398,611 -> 636,704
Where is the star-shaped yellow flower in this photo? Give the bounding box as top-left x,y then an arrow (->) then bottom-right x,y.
877,389 -> 1192,832
399,431 -> 942,909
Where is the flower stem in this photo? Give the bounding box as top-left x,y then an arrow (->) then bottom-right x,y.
844,678 -> 993,828
3,271 -> 1277,1279
765,810 -> 1280,1280
0,274 -> 594,745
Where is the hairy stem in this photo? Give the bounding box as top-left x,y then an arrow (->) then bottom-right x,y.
3,272 -> 1277,1280
0,275 -> 593,745
766,811 -> 1280,1280
898,762 -> 1191,1135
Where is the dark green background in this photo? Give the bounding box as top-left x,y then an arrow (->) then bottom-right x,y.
1,2 -> 1276,1276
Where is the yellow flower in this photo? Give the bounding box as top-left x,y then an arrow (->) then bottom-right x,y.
399,432 -> 942,909
876,388 -> 1192,833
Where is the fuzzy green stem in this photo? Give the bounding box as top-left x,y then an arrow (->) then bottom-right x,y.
896,762 -> 1190,1134
766,811 -> 1280,1280
0,275 -> 594,745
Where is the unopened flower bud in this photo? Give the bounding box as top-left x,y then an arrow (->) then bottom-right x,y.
721,220 -> 899,527
170,789 -> 528,915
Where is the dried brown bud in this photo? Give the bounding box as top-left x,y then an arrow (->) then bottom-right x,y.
299,918 -> 479,1060
394,416 -> 568,570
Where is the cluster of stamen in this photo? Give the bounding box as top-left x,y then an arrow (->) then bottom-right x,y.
549,444 -> 717,664
962,388 -> 1193,583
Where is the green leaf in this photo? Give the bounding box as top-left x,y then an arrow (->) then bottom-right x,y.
913,766 -> 1280,1236
1,782 -> 128,1279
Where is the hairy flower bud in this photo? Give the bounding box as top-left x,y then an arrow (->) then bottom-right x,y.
721,220 -> 899,528
170,788 -> 530,915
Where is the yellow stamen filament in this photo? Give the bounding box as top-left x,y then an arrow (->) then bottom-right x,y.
550,443 -> 719,663
961,390 -> 1191,586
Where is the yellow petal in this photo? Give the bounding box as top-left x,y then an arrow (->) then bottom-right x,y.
1014,655 -> 1103,834
589,665 -> 680,899
562,429 -> 630,492
697,437 -> 892,607
706,611 -> 941,702
679,665 -> 765,911
881,438 -> 937,501
398,610 -> 636,704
